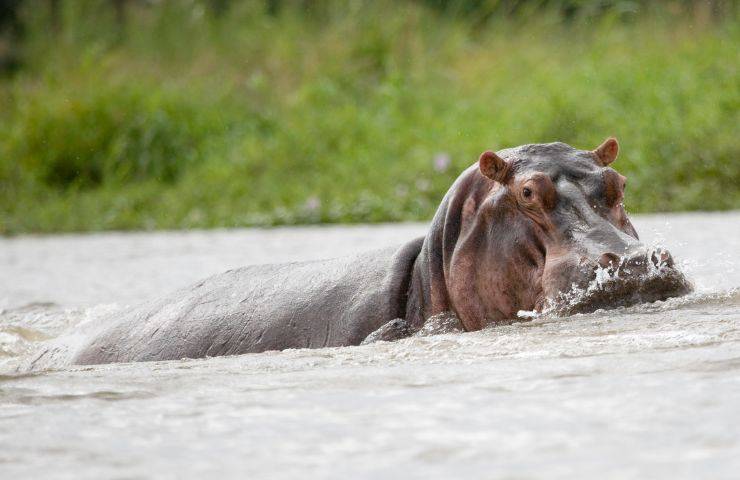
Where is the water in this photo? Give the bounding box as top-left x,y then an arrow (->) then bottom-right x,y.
1,213 -> 739,479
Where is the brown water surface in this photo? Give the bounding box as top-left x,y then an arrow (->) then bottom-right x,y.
1,213 -> 739,479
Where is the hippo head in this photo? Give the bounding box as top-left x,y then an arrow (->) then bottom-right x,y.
409,138 -> 692,330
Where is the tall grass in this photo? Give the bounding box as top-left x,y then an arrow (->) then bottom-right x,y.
1,1 -> 738,233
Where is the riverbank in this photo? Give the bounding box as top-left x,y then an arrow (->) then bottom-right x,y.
1,2 -> 738,234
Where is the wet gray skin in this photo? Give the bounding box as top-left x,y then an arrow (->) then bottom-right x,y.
499,141 -> 692,316
368,139 -> 693,341
399,138 -> 692,336
58,138 -> 690,365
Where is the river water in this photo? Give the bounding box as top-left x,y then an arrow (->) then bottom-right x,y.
1,212 -> 739,479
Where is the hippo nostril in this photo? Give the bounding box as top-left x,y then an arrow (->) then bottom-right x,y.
617,251 -> 652,277
651,249 -> 674,268
598,253 -> 621,270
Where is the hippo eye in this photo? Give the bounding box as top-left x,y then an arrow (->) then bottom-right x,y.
522,187 -> 533,199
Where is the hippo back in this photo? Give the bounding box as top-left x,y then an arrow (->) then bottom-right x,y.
73,239 -> 423,364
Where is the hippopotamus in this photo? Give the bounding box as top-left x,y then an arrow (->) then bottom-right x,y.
72,138 -> 691,365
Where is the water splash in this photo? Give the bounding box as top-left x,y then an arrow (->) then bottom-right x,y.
0,303 -> 120,373
540,248 -> 693,318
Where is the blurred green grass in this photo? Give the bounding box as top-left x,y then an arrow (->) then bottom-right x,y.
0,1 -> 738,234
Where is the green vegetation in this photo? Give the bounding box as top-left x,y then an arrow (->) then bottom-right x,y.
1,1 -> 738,234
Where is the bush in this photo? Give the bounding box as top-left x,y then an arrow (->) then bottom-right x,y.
0,1 -> 737,234
2,83 -> 230,189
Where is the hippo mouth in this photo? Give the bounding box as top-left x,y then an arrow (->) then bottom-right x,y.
545,262 -> 693,317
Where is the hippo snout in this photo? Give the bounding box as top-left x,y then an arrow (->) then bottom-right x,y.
556,247 -> 691,316
596,248 -> 675,277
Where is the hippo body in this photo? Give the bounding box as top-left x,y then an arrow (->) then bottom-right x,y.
71,139 -> 692,365
74,240 -> 422,364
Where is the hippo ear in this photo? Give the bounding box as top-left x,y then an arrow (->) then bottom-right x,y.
593,137 -> 619,166
479,151 -> 510,184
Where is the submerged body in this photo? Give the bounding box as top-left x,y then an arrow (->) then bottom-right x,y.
73,139 -> 691,365
74,242 -> 422,364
